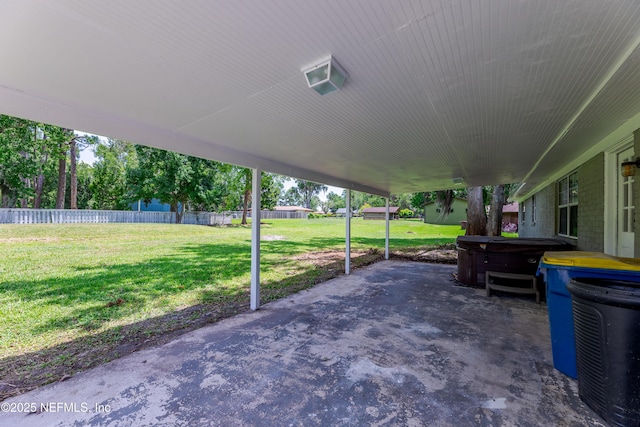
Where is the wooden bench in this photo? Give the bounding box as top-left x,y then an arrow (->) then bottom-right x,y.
485,271 -> 540,303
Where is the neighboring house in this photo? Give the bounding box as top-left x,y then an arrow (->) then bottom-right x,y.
423,198 -> 467,225
130,198 -> 179,212
335,208 -> 357,217
502,202 -> 519,225
273,205 -> 313,212
516,132 -> 639,257
362,207 -> 399,220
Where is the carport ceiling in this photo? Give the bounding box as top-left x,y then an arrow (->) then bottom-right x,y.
3,1 -> 640,199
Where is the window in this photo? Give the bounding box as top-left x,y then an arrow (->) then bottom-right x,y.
531,195 -> 536,225
558,172 -> 578,237
621,160 -> 635,233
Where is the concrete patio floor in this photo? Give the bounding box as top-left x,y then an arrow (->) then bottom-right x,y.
2,261 -> 604,426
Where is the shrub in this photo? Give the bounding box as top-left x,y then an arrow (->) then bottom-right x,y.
358,203 -> 372,216
399,208 -> 414,218
502,222 -> 518,233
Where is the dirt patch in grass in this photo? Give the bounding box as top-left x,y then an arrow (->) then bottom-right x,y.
0,245 -> 453,401
0,237 -> 63,243
390,243 -> 458,264
262,235 -> 287,241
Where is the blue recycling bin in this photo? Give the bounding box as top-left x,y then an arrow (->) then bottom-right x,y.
538,251 -> 640,379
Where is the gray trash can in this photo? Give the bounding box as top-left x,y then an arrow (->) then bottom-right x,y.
567,278 -> 640,427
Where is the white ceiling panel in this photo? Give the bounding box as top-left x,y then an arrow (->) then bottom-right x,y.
3,0 -> 640,198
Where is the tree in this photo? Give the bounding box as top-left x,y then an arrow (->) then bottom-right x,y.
464,184 -> 518,236
184,159 -> 229,212
465,186 -> 487,235
68,133 -> 98,209
74,162 -> 94,209
399,208 -> 414,218
91,139 -> 138,210
52,128 -> 76,209
68,137 -> 77,208
309,195 -> 322,211
129,146 -> 214,223
260,173 -> 284,211
0,116 -> 68,209
230,169 -> 285,225
55,143 -> 66,209
365,194 -> 386,208
390,193 -> 414,211
295,179 -> 327,209
29,128 -> 51,209
214,166 -> 254,224
486,184 -> 505,236
240,168 -> 252,225
325,191 -> 345,213
0,116 -> 35,207
280,186 -> 303,206
349,191 -> 386,211
358,202 -> 372,216
434,190 -> 455,219
410,192 -> 430,211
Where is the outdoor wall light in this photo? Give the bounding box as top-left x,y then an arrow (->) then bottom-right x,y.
302,56 -> 347,95
452,177 -> 465,185
621,158 -> 640,177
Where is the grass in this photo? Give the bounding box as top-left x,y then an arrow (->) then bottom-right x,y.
0,218 -> 464,399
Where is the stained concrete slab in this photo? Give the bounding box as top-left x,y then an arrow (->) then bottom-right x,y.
1,261 -> 605,426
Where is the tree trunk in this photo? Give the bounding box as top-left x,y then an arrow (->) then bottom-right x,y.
19,177 -> 31,208
56,146 -> 67,209
0,185 -> 7,208
18,149 -> 32,208
486,185 -> 505,236
1,184 -> 16,208
170,202 -> 182,224
34,142 -> 49,209
241,169 -> 252,225
303,185 -> 311,209
34,174 -> 45,208
69,137 -> 78,209
465,186 -> 487,236
241,188 -> 250,225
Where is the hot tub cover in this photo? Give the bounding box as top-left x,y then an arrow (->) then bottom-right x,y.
456,237 -> 575,253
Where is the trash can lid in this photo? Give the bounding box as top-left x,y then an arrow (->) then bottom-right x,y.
541,251 -> 640,271
568,277 -> 640,308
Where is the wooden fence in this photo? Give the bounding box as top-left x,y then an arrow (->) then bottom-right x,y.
0,209 -> 231,226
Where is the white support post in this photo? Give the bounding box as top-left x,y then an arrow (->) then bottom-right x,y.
345,189 -> 351,274
250,167 -> 261,311
385,198 -> 390,260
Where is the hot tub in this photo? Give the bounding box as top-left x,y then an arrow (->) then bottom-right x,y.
456,236 -> 574,287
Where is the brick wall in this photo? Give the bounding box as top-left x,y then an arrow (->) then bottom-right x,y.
518,184 -> 555,238
635,130 -> 640,256
519,153 -> 605,251
577,153 -> 604,252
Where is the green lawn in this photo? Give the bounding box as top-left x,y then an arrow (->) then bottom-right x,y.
0,218 -> 464,398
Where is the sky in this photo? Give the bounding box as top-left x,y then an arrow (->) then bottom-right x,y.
79,146 -> 97,164
282,180 -> 343,202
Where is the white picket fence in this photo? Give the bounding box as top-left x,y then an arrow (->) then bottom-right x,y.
0,208 -> 231,225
